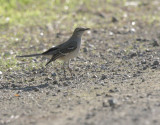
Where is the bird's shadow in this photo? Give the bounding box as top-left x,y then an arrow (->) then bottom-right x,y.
1,83 -> 49,92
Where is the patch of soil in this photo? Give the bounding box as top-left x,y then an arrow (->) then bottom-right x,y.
1,1 -> 160,125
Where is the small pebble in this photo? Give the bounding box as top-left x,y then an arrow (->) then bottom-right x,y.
141,59 -> 146,64
108,98 -> 118,107
130,52 -> 137,58
101,74 -> 107,80
153,60 -> 159,66
96,93 -> 101,96
102,101 -> 109,107
83,48 -> 88,52
53,80 -> 58,85
112,16 -> 118,23
51,72 -> 56,77
152,39 -> 159,47
45,77 -> 52,81
92,75 -> 97,78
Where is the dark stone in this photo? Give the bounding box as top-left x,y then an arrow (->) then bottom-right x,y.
63,82 -> 69,86
143,66 -> 147,70
92,75 -> 97,78
152,39 -> 159,47
51,72 -> 56,77
108,99 -> 118,107
11,84 -> 18,88
112,16 -> 118,23
141,59 -> 146,64
130,52 -> 137,58
96,93 -> 101,96
153,60 -> 159,66
136,38 -> 150,42
53,80 -> 58,85
83,48 -> 88,52
101,74 -> 107,80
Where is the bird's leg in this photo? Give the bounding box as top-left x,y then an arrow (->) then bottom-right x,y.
68,60 -> 74,76
62,62 -> 67,78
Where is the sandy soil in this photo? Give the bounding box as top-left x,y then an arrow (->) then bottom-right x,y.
1,1 -> 160,125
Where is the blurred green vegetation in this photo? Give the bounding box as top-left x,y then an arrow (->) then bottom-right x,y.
0,0 -> 107,27
1,0 -> 160,29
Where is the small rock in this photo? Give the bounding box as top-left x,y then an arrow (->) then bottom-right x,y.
92,30 -> 98,33
51,72 -> 56,77
101,74 -> 107,80
41,73 -> 47,76
17,90 -> 22,94
130,52 -> 137,58
63,92 -> 68,97
94,87 -> 99,89
56,33 -> 61,38
101,64 -> 107,70
141,59 -> 146,64
112,16 -> 118,23
108,98 -> 118,107
57,89 -> 61,92
45,77 -> 52,81
136,38 -> 149,42
153,60 -> 159,66
145,49 -> 151,52
109,31 -> 114,36
56,105 -> 60,108
63,82 -> 69,86
53,80 -> 58,85
133,74 -> 137,77
152,66 -> 157,69
143,66 -> 148,70
142,79 -> 145,82
75,67 -> 80,71
11,84 -> 18,88
102,101 -> 109,107
52,93 -> 57,96
105,94 -> 112,97
152,39 -> 159,47
109,88 -> 119,93
100,81 -> 105,86
83,48 -> 88,52
67,117 -> 73,120
96,93 -> 101,96
92,75 -> 97,78
109,89 -> 114,93
130,28 -> 136,33
85,112 -> 95,119
96,12 -> 106,18
29,78 -> 34,82
46,92 -> 50,95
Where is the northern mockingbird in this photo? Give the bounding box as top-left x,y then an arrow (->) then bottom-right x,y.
17,27 -> 90,75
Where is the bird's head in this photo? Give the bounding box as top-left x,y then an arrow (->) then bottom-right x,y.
73,27 -> 90,37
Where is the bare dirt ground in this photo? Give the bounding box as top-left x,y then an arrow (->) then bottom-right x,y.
1,1 -> 160,125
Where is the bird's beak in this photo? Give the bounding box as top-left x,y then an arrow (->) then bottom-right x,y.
84,28 -> 90,31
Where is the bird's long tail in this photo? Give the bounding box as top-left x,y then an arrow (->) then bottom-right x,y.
16,53 -> 42,58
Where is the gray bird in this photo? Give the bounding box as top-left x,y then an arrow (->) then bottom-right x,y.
17,27 -> 90,75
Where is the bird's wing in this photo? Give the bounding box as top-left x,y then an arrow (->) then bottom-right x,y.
59,40 -> 77,54
45,41 -> 77,66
